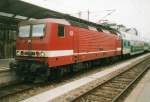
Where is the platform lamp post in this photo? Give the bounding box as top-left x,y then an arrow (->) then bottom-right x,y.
87,9 -> 90,21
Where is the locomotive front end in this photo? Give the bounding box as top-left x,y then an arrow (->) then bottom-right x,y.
12,20 -> 50,82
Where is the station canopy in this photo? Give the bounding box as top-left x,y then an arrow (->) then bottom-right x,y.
0,0 -> 104,26
0,0 -> 119,33
0,0 -> 68,24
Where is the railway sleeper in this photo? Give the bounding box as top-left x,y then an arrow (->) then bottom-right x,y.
90,91 -> 118,99
95,88 -> 120,95
104,83 -> 126,89
113,77 -> 133,81
117,75 -> 136,79
119,72 -> 136,75
100,86 -> 123,92
122,71 -> 140,75
110,80 -> 129,85
83,94 -> 111,102
112,78 -> 132,83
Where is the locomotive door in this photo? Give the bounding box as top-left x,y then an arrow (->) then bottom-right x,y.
27,26 -> 32,57
71,27 -> 79,62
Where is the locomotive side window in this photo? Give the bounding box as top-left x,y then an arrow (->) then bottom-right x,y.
32,24 -> 45,37
58,24 -> 64,37
19,25 -> 30,37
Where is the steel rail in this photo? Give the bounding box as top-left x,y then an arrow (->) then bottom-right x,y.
71,58 -> 150,102
0,83 -> 34,99
112,64 -> 150,102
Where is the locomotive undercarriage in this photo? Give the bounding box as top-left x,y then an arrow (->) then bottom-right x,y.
10,56 -> 121,83
10,60 -> 49,83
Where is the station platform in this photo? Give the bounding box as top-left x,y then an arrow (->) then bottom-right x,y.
0,58 -> 17,88
21,53 -> 150,102
124,66 -> 150,102
0,58 -> 14,70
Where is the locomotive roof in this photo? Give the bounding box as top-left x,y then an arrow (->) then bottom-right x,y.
19,18 -> 119,34
19,18 -> 98,31
19,18 -> 71,26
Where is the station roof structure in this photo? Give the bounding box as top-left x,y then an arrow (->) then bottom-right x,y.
0,0 -> 90,22
0,0 -> 118,33
0,0 -> 102,26
0,0 -> 66,24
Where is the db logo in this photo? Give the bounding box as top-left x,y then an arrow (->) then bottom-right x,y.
69,31 -> 74,36
27,39 -> 31,43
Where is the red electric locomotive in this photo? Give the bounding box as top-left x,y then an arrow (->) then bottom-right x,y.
13,18 -> 121,81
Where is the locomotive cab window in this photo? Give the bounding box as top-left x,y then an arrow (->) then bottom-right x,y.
58,24 -> 65,37
19,25 -> 30,37
32,24 -> 45,37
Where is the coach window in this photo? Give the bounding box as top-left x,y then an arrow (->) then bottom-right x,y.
124,42 -> 126,46
58,24 -> 65,37
128,41 -> 130,46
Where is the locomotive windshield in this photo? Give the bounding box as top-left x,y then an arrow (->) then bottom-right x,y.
32,24 -> 45,37
19,25 -> 30,37
19,24 -> 45,37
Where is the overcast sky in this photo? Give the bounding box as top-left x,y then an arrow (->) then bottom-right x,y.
23,0 -> 150,39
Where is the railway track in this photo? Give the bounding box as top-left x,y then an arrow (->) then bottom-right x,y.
0,69 -> 18,88
0,80 -> 57,100
0,54 -> 149,102
0,83 -> 34,99
72,58 -> 150,102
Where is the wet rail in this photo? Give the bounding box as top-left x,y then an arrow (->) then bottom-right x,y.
72,58 -> 150,102
0,69 -> 18,88
0,83 -> 34,99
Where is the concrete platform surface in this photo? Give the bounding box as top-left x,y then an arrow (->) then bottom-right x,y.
0,59 -> 17,87
0,70 -> 17,87
124,65 -> 150,102
21,53 -> 150,102
0,58 -> 14,69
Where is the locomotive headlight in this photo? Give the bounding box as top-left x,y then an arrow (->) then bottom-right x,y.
35,51 -> 45,57
16,51 -> 21,56
40,52 -> 45,57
